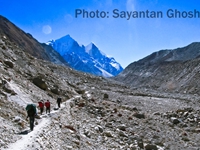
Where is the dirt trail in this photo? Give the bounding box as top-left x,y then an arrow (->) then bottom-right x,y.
3,118 -> 50,150
2,97 -> 76,150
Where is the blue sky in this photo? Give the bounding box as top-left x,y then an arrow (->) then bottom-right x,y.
1,0 -> 200,68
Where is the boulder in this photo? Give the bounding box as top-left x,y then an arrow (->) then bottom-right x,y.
117,124 -> 126,131
4,60 -> 14,68
153,112 -> 161,115
95,125 -> 103,133
13,116 -> 21,122
145,144 -> 158,150
32,77 -> 47,90
51,88 -> 60,95
3,83 -> 16,94
103,93 -> 109,99
194,128 -> 200,133
118,130 -> 128,137
76,89 -> 85,94
137,139 -> 144,149
104,131 -> 113,137
133,113 -> 145,119
84,129 -> 91,138
170,117 -> 180,124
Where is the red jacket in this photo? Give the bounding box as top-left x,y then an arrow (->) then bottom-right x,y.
45,101 -> 50,108
38,102 -> 44,108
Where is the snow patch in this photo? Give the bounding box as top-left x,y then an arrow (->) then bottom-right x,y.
96,66 -> 113,77
82,60 -> 88,63
110,62 -> 121,70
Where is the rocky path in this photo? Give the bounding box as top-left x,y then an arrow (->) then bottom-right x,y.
2,97 -> 77,150
3,118 -> 50,150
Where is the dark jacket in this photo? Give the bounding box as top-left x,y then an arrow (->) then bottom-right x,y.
57,98 -> 62,103
26,104 -> 36,117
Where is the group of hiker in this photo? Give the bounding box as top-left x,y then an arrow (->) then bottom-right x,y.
25,97 -> 62,131
38,100 -> 50,115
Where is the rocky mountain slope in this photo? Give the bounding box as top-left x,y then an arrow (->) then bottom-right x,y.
47,35 -> 123,77
0,15 -> 68,66
115,42 -> 200,95
1,15 -> 200,150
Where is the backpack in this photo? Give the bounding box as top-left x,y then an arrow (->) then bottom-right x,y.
57,98 -> 61,103
26,104 -> 36,116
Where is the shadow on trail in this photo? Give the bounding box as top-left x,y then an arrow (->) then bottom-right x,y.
17,130 -> 30,135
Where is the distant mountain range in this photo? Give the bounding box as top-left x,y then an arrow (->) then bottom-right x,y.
114,42 -> 200,95
47,35 -> 123,77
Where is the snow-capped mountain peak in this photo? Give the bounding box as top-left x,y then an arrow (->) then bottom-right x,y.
46,39 -> 55,45
57,34 -> 73,43
47,35 -> 123,77
85,42 -> 106,58
85,42 -> 94,53
47,35 -> 79,56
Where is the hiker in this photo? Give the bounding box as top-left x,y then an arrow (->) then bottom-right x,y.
45,100 -> 51,114
26,104 -> 37,131
38,100 -> 44,115
57,97 -> 62,108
